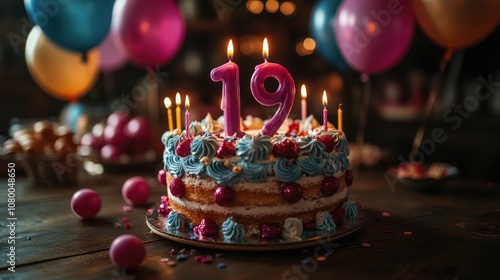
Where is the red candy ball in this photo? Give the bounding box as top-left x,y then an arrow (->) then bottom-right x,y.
333,207 -> 346,225
214,186 -> 235,206
122,176 -> 151,205
169,178 -> 186,198
175,138 -> 192,157
345,169 -> 354,186
109,234 -> 146,269
100,144 -> 122,162
71,188 -> 101,219
318,135 -> 337,153
322,176 -> 340,196
281,183 -> 303,203
260,223 -> 283,239
157,169 -> 167,187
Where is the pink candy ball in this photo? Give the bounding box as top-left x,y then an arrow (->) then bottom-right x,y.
109,234 -> 146,268
71,189 -> 101,219
122,176 -> 151,205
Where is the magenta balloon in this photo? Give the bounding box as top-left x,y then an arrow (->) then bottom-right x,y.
334,0 -> 414,74
113,0 -> 185,67
98,31 -> 128,72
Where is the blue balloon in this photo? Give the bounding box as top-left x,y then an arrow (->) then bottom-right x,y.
24,0 -> 115,53
310,0 -> 350,72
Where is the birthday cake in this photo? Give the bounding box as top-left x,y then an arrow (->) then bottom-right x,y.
159,114 -> 358,240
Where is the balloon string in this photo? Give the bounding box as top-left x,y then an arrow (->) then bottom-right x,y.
410,48 -> 454,159
356,73 -> 371,147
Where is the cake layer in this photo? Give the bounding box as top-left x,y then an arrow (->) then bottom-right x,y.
167,172 -> 348,227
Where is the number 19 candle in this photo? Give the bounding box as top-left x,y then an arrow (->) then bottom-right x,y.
210,40 -> 245,138
250,38 -> 295,136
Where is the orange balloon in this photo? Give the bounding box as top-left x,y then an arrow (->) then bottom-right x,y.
413,0 -> 500,49
25,26 -> 100,101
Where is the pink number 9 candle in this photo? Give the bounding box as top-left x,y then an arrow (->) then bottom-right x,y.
250,38 -> 295,136
210,40 -> 245,138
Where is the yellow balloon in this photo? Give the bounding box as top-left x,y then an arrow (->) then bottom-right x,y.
413,0 -> 500,49
25,26 -> 100,101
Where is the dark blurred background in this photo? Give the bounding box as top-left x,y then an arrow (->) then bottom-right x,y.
1,0 -> 499,181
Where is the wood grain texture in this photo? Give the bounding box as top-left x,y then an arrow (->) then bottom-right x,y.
1,170 -> 500,279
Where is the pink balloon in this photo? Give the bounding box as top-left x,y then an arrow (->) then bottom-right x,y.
98,31 -> 128,72
112,0 -> 185,67
334,0 -> 414,74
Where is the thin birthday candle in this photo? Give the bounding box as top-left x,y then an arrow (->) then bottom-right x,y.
323,91 -> 328,131
185,95 -> 190,137
338,103 -> 343,132
175,92 -> 181,130
164,97 -> 174,131
301,84 -> 307,120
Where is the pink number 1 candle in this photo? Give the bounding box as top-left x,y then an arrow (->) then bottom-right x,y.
250,38 -> 295,136
210,40 -> 245,138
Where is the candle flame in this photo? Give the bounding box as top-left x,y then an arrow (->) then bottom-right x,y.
339,103 -> 342,110
322,90 -> 327,106
164,97 -> 172,109
175,92 -> 181,106
301,84 -> 307,99
185,95 -> 190,109
262,38 -> 269,61
227,39 -> 234,61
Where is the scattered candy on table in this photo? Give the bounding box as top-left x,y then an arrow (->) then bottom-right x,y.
109,234 -> 146,269
70,188 -> 101,220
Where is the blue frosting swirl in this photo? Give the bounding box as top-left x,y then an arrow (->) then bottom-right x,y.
335,137 -> 349,156
189,121 -> 202,136
164,154 -> 184,177
297,137 -> 326,158
323,156 -> 335,177
182,156 -> 206,177
167,211 -> 185,230
343,195 -> 358,221
207,160 -> 241,186
236,134 -> 272,162
315,211 -> 336,233
240,162 -> 270,182
274,159 -> 301,183
297,156 -> 324,176
166,134 -> 183,154
222,217 -> 245,241
190,135 -> 218,158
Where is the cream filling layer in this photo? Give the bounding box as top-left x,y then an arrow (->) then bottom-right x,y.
169,186 -> 347,218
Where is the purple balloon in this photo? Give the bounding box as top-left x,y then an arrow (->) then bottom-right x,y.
98,31 -> 128,72
334,0 -> 414,74
112,0 -> 185,67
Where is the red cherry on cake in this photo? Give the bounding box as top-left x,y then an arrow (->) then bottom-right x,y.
260,223 -> 283,239
175,138 -> 192,157
345,169 -> 354,186
287,121 -> 300,136
214,186 -> 235,206
169,178 -> 186,198
333,207 -> 346,225
217,141 -> 236,158
281,183 -> 303,203
322,176 -> 340,196
193,218 -> 218,237
273,139 -> 298,159
318,135 -> 337,153
157,169 -> 167,187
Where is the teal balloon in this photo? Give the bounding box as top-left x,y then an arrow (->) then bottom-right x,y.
310,0 -> 350,72
24,0 -> 115,53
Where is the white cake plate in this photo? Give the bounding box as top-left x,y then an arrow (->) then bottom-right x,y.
145,204 -> 366,251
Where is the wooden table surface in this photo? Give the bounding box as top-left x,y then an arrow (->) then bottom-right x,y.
1,163 -> 499,280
